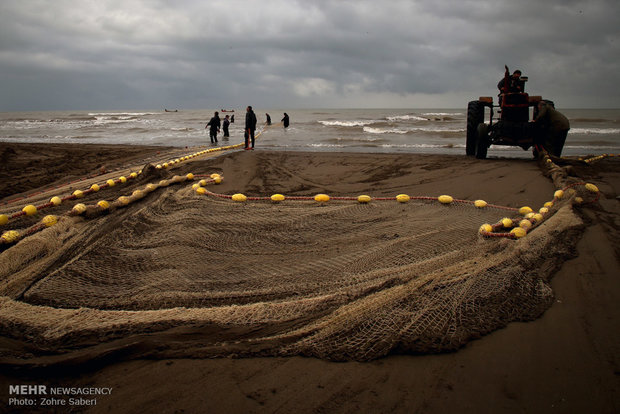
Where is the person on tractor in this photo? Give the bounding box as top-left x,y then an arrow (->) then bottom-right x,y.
497,69 -> 525,93
533,100 -> 570,157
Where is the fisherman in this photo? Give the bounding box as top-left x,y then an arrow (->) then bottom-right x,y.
533,100 -> 570,157
266,113 -> 271,125
205,111 -> 221,144
282,112 -> 289,128
244,106 -> 257,150
222,115 -> 230,138
498,68 -> 525,93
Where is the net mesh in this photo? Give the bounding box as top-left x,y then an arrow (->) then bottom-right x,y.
0,154 -> 591,362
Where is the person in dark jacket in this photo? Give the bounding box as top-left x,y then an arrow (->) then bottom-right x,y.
497,69 -> 525,93
245,106 -> 257,149
265,113 -> 271,125
205,111 -> 221,144
281,112 -> 289,128
222,115 -> 230,138
534,100 -> 570,157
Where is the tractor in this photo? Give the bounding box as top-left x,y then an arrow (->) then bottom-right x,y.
466,66 -> 551,159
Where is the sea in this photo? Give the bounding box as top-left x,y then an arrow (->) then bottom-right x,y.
1,108 -> 618,158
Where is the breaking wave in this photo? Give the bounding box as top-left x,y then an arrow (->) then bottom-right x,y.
364,126 -> 466,134
318,120 -> 378,127
570,128 -> 620,135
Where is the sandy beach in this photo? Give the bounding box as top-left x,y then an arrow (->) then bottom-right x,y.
0,142 -> 618,413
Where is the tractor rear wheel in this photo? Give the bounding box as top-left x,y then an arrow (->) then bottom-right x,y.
466,101 -> 485,156
475,123 -> 489,159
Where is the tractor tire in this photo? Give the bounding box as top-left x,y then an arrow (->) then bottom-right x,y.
475,123 -> 489,159
466,101 -> 485,156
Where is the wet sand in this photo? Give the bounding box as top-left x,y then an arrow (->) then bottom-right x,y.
0,143 -> 618,413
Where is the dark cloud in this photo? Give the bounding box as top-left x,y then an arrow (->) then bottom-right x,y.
1,0 -> 618,111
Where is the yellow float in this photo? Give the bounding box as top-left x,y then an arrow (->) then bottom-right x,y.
22,204 -> 38,216
501,218 -> 513,228
1,230 -> 20,243
42,215 -> 58,227
474,199 -> 487,208
97,200 -> 110,210
232,193 -> 247,202
72,203 -> 87,214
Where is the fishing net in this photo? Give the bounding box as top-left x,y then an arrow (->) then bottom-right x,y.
0,152 -> 592,362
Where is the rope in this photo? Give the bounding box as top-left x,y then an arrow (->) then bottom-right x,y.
1,123 -> 281,235
581,153 -> 619,164
0,173 -> 202,246
199,188 -> 520,209
1,128 -> 606,245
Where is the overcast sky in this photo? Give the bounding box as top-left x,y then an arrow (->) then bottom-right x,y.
1,0 -> 619,111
